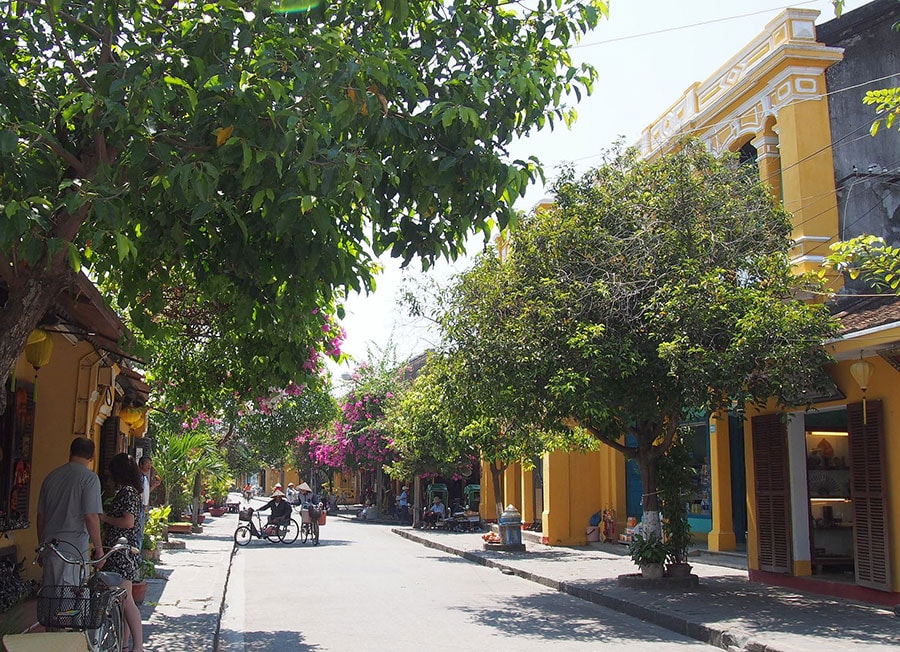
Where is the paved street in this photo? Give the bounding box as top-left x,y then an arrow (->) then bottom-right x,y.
218,512 -> 716,651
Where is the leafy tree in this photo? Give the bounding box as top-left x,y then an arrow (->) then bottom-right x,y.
826,234 -> 900,292
385,353 -> 477,524
491,141 -> 838,537
148,413 -> 225,520
331,351 -> 412,510
229,381 -> 339,471
434,254 -> 596,519
0,0 -> 608,414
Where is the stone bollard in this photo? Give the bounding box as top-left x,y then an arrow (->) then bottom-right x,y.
490,504 -> 525,552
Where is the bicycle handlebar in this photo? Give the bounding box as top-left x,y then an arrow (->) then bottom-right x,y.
35,537 -> 138,567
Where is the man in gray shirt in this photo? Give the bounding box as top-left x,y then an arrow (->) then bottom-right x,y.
37,437 -> 105,585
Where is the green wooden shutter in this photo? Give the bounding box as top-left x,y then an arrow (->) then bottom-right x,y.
752,413 -> 792,574
848,400 -> 892,591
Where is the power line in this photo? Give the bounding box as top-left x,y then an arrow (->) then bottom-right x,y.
571,0 -> 824,50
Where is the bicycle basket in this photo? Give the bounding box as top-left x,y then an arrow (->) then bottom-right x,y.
239,509 -> 252,521
37,585 -> 105,630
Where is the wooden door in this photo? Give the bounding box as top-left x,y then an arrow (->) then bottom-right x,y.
752,413 -> 792,573
848,400 -> 892,591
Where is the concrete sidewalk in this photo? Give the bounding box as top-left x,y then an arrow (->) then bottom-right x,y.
139,495 -> 246,652
391,523 -> 899,652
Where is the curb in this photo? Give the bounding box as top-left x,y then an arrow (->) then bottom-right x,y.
212,539 -> 238,651
393,528 -> 770,652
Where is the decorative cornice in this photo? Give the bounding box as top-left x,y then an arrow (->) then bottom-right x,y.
639,8 -> 843,157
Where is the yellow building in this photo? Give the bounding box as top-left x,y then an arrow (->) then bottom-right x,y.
0,273 -> 149,589
499,1 -> 900,604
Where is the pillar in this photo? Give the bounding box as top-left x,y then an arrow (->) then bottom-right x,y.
707,412 -> 737,551
744,416 -> 759,571
542,450 -> 604,546
752,129 -> 782,202
503,462 -> 522,511
775,76 -> 841,284
480,459 -> 498,522
520,467 -> 536,526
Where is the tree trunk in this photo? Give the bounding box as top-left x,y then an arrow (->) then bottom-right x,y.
636,434 -> 662,539
191,471 -> 202,528
0,269 -> 71,414
374,469 -> 383,516
413,476 -> 422,528
489,461 -> 507,522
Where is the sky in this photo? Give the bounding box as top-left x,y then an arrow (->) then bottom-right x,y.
329,0 -> 872,378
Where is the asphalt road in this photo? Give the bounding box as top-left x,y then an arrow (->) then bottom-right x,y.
218,512 -> 715,651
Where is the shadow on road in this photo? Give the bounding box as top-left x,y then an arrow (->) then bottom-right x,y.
219,627 -> 321,651
452,592 -> 687,644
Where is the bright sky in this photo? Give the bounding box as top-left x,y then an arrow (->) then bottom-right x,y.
330,0 -> 871,377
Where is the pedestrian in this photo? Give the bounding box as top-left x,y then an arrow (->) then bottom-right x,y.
397,485 -> 409,524
286,482 -> 297,504
99,453 -> 144,652
36,437 -> 105,586
138,456 -> 160,552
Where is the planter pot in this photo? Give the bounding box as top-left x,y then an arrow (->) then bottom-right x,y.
131,581 -> 148,605
141,547 -> 160,563
167,523 -> 192,535
208,507 -> 227,517
639,563 -> 664,579
666,562 -> 693,578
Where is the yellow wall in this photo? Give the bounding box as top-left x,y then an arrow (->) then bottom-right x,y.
542,449 -> 606,545
9,334 -> 109,582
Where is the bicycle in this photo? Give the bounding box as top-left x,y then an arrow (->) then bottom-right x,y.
298,503 -> 322,545
3,537 -> 137,652
234,508 -> 299,546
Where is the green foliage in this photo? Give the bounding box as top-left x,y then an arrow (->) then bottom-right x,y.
658,431 -> 696,564
628,533 -> 669,566
445,140 -> 838,516
385,353 -> 478,480
0,0 -> 610,408
864,87 -> 900,136
138,558 -> 157,582
143,505 -> 172,552
148,414 -> 225,516
231,385 -> 339,470
826,235 -> 900,292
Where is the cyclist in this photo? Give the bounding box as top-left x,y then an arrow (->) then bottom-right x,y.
253,489 -> 292,536
297,482 -> 318,506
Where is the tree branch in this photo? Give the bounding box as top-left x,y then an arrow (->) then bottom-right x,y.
45,6 -> 93,94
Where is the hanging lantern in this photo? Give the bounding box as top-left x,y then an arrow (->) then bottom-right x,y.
119,406 -> 143,427
24,329 -> 53,403
850,358 -> 875,424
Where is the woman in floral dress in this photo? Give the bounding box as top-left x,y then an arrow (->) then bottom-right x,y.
100,453 -> 143,652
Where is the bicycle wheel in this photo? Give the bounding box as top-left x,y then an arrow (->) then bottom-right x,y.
265,524 -> 281,544
279,519 -> 300,544
311,518 -> 320,546
300,522 -> 309,544
234,526 -> 252,546
88,590 -> 125,652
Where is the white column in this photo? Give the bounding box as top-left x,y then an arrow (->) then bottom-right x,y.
787,413 -> 811,565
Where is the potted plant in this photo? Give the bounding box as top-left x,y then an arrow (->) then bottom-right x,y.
132,559 -> 156,605
659,432 -> 697,577
145,505 -> 171,545
141,532 -> 160,563
628,533 -> 669,579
